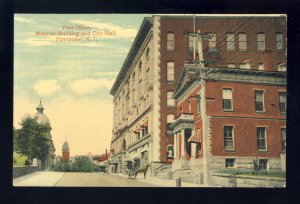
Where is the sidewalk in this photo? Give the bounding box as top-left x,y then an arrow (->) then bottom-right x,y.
111,172 -> 207,187
13,171 -> 65,187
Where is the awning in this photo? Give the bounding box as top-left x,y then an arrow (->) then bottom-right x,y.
141,121 -> 148,127
188,129 -> 201,143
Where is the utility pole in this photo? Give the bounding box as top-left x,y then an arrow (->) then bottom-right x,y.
184,25 -> 213,187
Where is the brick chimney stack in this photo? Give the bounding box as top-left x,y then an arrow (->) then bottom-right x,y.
262,50 -> 273,71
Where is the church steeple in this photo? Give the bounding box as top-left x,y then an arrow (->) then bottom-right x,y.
36,99 -> 44,113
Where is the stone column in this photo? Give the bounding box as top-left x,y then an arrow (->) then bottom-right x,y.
174,133 -> 178,159
191,129 -> 195,158
181,129 -> 185,158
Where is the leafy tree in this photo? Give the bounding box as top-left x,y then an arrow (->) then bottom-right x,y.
71,156 -> 95,172
14,115 -> 55,167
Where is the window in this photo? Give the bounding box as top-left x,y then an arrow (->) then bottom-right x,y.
167,91 -> 175,107
278,63 -> 286,72
224,126 -> 234,150
227,33 -> 235,51
240,61 -> 251,69
238,33 -> 247,51
281,128 -> 286,152
188,35 -> 194,53
167,145 -> 174,158
146,47 -> 150,62
167,33 -> 175,51
139,61 -> 143,80
228,63 -> 236,68
255,90 -> 264,112
222,88 -> 233,111
209,33 -> 216,51
167,114 -> 175,124
225,158 -> 235,168
259,159 -> 268,170
279,92 -> 286,113
276,33 -> 284,50
258,63 -> 264,70
257,33 -> 265,51
188,100 -> 191,112
257,127 -> 267,151
167,62 -> 175,82
196,96 -> 201,114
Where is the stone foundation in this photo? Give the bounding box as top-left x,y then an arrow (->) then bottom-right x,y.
211,173 -> 285,187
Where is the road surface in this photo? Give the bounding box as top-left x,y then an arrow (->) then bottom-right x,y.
13,172 -> 154,187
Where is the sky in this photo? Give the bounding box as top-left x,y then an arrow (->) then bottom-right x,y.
14,14 -> 151,156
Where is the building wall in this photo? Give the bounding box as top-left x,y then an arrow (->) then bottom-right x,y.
158,16 -> 286,162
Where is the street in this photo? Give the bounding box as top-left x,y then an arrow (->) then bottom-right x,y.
13,172 -> 153,187
13,171 -> 204,187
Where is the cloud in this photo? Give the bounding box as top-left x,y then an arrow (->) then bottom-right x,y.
70,19 -> 138,39
33,79 -> 61,96
14,94 -> 113,155
14,16 -> 33,24
95,72 -> 118,77
69,78 -> 115,94
15,37 -> 54,47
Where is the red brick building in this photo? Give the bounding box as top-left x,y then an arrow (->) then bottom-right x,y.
109,15 -> 286,175
62,140 -> 70,162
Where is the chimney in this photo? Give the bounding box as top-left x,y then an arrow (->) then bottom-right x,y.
105,148 -> 108,155
262,50 -> 273,71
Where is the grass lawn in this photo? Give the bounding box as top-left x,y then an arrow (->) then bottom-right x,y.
13,152 -> 27,166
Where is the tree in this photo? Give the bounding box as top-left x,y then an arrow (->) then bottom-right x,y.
71,156 -> 95,172
14,115 -> 55,167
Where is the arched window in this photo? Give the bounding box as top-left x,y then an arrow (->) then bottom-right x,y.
146,47 -> 150,62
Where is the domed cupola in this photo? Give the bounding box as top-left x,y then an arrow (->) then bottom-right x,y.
33,100 -> 51,127
62,141 -> 69,152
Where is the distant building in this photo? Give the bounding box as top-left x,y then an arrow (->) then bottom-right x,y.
62,140 -> 70,162
33,100 -> 55,170
109,15 -> 287,176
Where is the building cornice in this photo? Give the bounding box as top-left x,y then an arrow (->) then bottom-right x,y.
110,17 -> 153,96
173,66 -> 287,100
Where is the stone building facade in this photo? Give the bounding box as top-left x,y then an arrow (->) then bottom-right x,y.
108,15 -> 286,176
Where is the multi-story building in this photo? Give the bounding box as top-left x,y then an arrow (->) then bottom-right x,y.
108,14 -> 287,176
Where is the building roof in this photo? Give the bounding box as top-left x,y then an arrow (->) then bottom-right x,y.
62,141 -> 69,151
33,100 -> 51,126
110,17 -> 153,96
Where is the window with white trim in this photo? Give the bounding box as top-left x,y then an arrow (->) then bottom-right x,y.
238,33 -> 247,51
167,33 -> 175,51
167,145 -> 174,158
225,158 -> 235,168
224,126 -> 234,150
228,63 -> 236,68
255,90 -> 264,112
257,127 -> 267,151
167,62 -> 175,82
281,128 -> 286,152
167,91 -> 175,107
209,33 -> 216,51
167,114 -> 175,124
188,100 -> 191,113
188,35 -> 194,54
258,63 -> 264,70
222,88 -> 233,111
257,33 -> 265,51
227,33 -> 235,51
276,33 -> 284,50
259,159 -> 268,170
279,92 -> 286,113
196,96 -> 201,114
278,63 -> 286,72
